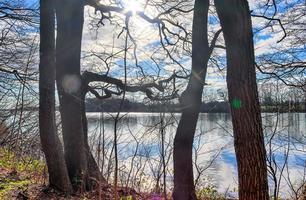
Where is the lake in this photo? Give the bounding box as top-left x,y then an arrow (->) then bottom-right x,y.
87,112 -> 306,198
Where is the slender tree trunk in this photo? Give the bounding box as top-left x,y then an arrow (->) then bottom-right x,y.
39,0 -> 72,193
55,0 -> 88,189
80,86 -> 106,185
304,92 -> 306,112
173,0 -> 210,199
215,0 -> 269,199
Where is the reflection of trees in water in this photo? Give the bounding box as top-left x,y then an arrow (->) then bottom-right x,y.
87,113 -> 305,142
85,113 -> 306,196
89,115 -> 305,158
262,113 -> 305,142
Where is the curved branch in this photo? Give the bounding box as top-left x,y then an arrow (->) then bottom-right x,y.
82,71 -> 187,101
251,13 -> 286,43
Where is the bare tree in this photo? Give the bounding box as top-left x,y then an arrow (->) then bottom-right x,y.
39,0 -> 71,193
55,0 -> 102,190
173,0 -> 211,199
215,0 -> 269,199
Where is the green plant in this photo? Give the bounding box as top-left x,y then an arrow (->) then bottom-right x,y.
0,148 -> 45,175
0,148 -> 46,199
197,185 -> 219,200
0,179 -> 31,199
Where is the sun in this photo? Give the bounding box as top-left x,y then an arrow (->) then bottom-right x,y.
121,0 -> 152,35
122,0 -> 143,15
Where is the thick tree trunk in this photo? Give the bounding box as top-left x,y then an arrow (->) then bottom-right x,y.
55,0 -> 89,189
173,0 -> 210,199
39,0 -> 72,193
215,0 -> 269,199
302,184 -> 306,199
55,0 -> 103,190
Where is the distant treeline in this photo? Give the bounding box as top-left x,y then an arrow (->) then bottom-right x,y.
86,98 -> 306,113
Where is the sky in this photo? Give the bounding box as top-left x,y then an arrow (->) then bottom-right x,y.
21,0 -> 306,101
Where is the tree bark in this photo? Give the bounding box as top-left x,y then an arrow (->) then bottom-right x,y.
215,0 -> 269,199
80,84 -> 106,185
55,0 -> 89,189
39,0 -> 72,193
173,0 -> 210,199
55,0 -> 103,190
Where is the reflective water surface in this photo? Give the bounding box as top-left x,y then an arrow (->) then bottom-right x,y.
87,112 -> 306,198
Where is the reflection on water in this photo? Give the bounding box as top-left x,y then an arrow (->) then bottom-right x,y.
87,112 -> 306,197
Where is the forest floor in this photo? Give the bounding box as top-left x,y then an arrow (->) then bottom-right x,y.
0,148 -> 232,200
